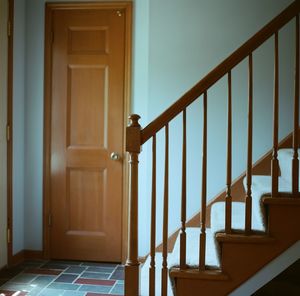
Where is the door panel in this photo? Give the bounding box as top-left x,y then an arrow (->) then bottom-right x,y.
49,7 -> 125,262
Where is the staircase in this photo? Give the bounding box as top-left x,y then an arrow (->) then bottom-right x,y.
125,1 -> 300,295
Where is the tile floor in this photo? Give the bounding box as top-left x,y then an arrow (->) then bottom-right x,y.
0,260 -> 124,296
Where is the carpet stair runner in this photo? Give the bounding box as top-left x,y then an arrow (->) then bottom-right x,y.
140,148 -> 298,295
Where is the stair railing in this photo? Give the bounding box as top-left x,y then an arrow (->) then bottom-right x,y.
125,1 -> 300,295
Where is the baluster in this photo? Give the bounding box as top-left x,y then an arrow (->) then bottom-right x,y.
199,91 -> 207,271
292,15 -> 299,196
125,114 -> 141,296
272,32 -> 279,197
180,109 -> 187,269
245,54 -> 253,234
161,124 -> 169,296
225,72 -> 232,234
149,135 -> 156,296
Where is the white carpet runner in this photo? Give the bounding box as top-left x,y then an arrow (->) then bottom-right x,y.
140,148 -> 296,295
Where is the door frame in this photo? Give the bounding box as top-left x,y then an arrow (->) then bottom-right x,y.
43,1 -> 132,263
7,0 -> 14,266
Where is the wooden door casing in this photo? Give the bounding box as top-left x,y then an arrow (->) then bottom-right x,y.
44,3 -> 132,263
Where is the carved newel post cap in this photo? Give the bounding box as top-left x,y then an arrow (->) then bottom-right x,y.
128,114 -> 141,127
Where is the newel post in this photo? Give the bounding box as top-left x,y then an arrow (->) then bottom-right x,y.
125,114 -> 141,296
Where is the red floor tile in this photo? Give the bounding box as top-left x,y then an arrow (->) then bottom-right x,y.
24,268 -> 61,275
75,278 -> 115,286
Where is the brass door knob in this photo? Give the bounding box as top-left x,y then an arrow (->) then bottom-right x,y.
110,152 -> 121,161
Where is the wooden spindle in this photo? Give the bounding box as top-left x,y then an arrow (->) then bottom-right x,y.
245,54 -> 253,234
125,114 -> 141,296
149,135 -> 156,296
272,32 -> 279,197
292,15 -> 299,196
180,109 -> 187,269
161,124 -> 169,296
225,72 -> 232,234
199,91 -> 207,271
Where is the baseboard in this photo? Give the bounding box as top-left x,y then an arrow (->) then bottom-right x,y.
11,250 -> 24,266
0,264 -> 7,271
155,130 -> 296,253
11,249 -> 44,266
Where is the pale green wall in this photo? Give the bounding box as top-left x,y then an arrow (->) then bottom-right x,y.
139,0 -> 294,255
13,0 -> 25,255
0,0 -> 8,268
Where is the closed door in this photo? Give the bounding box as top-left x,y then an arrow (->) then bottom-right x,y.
49,6 -> 125,262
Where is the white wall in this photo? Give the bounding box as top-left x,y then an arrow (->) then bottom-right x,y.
0,0 -> 8,268
13,0 -> 26,255
13,0 -> 295,257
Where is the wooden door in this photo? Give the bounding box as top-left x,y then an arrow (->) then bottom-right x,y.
49,6 -> 125,262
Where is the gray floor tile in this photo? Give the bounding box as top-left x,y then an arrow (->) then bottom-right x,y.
86,267 -> 115,273
0,282 -> 36,292
64,266 -> 87,274
55,274 -> 78,283
9,273 -> 37,283
81,272 -> 110,280
110,283 -> 124,295
38,288 -> 65,296
78,284 -> 111,293
63,291 -> 87,296
47,282 -> 80,290
81,262 -> 118,268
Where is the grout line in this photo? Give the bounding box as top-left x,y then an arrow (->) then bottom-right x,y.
108,265 -> 118,280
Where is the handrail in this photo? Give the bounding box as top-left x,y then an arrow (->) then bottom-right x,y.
141,0 -> 300,145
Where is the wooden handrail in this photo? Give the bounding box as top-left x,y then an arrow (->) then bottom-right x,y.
140,0 -> 300,145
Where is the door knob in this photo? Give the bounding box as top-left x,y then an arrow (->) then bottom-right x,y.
110,152 -> 121,161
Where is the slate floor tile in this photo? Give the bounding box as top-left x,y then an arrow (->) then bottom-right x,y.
64,266 -> 87,274
0,290 -> 28,296
47,282 -> 80,290
81,262 -> 117,268
78,284 -> 111,293
0,260 -> 124,296
24,269 -> 61,276
10,273 -> 37,283
63,291 -> 87,296
75,278 -> 115,286
41,263 -> 69,270
30,275 -> 56,286
54,274 -> 79,283
110,283 -> 124,295
0,282 -> 35,292
38,288 -> 65,296
86,293 -> 119,296
86,267 -> 115,273
81,272 -> 110,280
109,268 -> 124,280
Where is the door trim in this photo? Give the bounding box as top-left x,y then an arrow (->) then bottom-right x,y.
7,0 -> 14,266
43,1 -> 132,263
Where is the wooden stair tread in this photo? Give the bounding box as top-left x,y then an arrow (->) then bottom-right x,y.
263,196 -> 300,205
216,232 -> 276,244
170,267 -> 229,281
